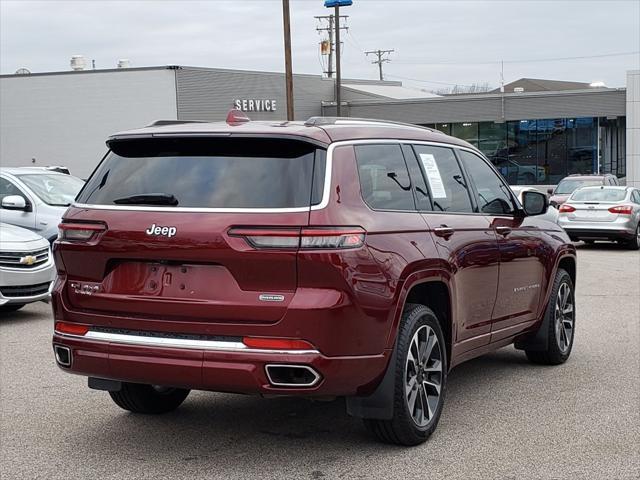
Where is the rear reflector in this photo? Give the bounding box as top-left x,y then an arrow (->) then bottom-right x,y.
608,205 -> 633,215
242,337 -> 315,350
55,322 -> 89,336
228,226 -> 365,249
559,205 -> 576,213
58,223 -> 106,242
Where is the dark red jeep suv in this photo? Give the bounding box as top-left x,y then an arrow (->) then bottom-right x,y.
52,114 -> 577,445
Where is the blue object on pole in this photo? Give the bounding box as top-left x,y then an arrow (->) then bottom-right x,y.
324,0 -> 352,7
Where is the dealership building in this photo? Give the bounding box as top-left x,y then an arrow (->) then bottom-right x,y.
0,65 -> 638,187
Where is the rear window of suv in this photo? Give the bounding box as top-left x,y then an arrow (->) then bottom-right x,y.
76,137 -> 326,209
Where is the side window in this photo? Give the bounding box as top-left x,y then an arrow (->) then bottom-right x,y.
458,150 -> 516,215
355,144 -> 415,211
632,190 -> 640,204
0,178 -> 26,204
412,145 -> 474,213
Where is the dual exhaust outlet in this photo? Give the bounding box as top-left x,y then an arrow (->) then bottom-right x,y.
54,345 -> 320,388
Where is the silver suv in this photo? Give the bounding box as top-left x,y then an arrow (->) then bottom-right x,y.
0,168 -> 85,242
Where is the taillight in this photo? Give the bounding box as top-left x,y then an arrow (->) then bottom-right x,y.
608,205 -> 633,215
242,337 -> 315,350
55,321 -> 89,336
58,222 -> 106,242
559,205 -> 576,213
228,227 -> 365,249
301,228 -> 365,249
228,228 -> 300,249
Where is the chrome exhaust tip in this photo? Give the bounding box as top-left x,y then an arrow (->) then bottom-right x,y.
54,345 -> 72,367
265,364 -> 321,388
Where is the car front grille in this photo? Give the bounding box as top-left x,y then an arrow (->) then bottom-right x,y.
0,282 -> 51,298
0,247 -> 49,269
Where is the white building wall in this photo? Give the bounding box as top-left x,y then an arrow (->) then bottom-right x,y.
0,69 -> 177,178
627,70 -> 640,187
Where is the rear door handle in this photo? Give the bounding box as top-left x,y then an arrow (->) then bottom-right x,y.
495,226 -> 512,236
434,226 -> 454,239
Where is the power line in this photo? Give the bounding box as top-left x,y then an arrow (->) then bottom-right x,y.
365,49 -> 394,81
393,50 -> 640,66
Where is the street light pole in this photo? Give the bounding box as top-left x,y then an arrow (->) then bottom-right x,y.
334,5 -> 341,116
282,0 -> 295,121
325,0 -> 351,116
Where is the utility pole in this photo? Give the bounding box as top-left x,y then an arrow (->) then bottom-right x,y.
365,49 -> 394,81
315,14 -> 348,78
282,0 -> 294,121
334,6 -> 342,115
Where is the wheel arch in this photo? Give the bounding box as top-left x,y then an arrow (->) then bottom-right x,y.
347,272 -> 453,421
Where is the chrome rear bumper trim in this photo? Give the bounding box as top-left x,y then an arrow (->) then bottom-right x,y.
55,330 -> 319,355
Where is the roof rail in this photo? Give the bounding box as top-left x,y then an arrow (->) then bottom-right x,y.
304,116 -> 438,133
146,119 -> 209,127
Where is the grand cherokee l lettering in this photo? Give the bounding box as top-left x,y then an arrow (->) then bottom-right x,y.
52,113 -> 577,445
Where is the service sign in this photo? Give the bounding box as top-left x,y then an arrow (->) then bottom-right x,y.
233,99 -> 277,112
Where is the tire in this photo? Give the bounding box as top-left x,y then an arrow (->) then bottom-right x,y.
109,383 -> 190,414
364,304 -> 447,446
525,268 -> 575,365
625,224 -> 640,250
0,304 -> 25,313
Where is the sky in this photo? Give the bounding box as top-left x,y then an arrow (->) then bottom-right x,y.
1,0 -> 639,91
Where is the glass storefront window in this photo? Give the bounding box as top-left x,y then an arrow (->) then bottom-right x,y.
429,117 -> 600,185
433,123 -> 451,135
567,117 -> 597,176
451,122 -> 478,147
537,119 -> 567,185
478,122 -> 507,161
505,120 -> 542,184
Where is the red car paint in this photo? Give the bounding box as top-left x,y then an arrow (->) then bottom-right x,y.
52,118 -> 576,399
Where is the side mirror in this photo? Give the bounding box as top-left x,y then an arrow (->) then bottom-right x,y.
1,195 -> 29,211
522,190 -> 548,216
547,188 -> 554,195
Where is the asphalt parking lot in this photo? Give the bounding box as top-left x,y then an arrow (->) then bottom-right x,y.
1,244 -> 638,480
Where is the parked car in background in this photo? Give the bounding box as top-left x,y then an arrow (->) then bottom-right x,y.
549,174 -> 619,208
0,223 -> 55,312
51,114 -> 578,446
558,186 -> 640,249
0,168 -> 85,242
511,186 -> 559,223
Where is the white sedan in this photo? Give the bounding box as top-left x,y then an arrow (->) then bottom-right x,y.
0,223 -> 56,312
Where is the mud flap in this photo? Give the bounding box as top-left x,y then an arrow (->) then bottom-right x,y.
345,343 -> 397,420
88,377 -> 122,392
514,315 -> 550,352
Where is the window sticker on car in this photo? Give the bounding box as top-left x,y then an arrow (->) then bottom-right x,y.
419,153 -> 447,199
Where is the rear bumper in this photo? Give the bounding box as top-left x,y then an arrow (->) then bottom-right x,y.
561,227 -> 636,241
558,216 -> 636,240
52,331 -> 390,397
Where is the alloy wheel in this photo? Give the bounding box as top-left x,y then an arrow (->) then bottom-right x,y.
554,282 -> 574,353
405,325 -> 443,427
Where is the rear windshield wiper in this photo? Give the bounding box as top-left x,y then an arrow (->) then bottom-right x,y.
113,193 -> 179,206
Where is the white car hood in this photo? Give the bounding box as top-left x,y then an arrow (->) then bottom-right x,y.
0,222 -> 48,247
